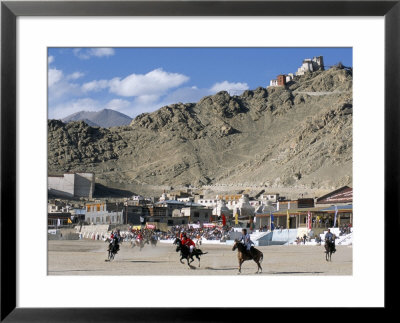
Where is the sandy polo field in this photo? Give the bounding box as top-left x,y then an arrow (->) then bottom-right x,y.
47,240 -> 352,276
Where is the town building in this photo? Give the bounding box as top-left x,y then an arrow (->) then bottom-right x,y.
144,201 -> 211,226
177,196 -> 194,203
48,172 -> 95,199
48,212 -> 72,228
211,194 -> 243,210
315,186 -> 353,206
198,198 -> 218,208
178,204 -> 212,223
277,198 -> 314,211
126,195 -> 153,206
154,200 -> 186,216
124,205 -> 150,225
85,200 -> 124,225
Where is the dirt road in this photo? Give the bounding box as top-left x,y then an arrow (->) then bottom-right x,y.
48,240 -> 352,276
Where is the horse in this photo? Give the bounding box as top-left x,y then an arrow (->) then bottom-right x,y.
325,236 -> 336,261
173,238 -> 208,267
131,238 -> 149,251
195,237 -> 202,248
107,241 -> 119,261
232,240 -> 263,274
150,236 -> 158,247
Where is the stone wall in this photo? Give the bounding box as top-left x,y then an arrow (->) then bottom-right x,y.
48,173 -> 95,198
48,174 -> 75,198
74,173 -> 95,198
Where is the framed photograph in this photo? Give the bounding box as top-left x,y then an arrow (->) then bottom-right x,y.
1,0 -> 397,320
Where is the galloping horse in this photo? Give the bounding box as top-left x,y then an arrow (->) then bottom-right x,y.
106,242 -> 119,261
131,238 -> 149,251
173,238 -> 208,267
325,236 -> 336,261
232,240 -> 263,274
150,236 -> 158,247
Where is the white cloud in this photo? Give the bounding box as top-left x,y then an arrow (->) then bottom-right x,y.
48,67 -> 84,103
73,48 -> 115,60
210,81 -> 249,95
90,48 -> 115,57
49,98 -> 100,119
82,79 -> 109,92
135,94 -> 161,105
48,68 -> 63,87
108,68 -> 189,97
82,68 -> 190,100
48,55 -> 54,64
67,72 -> 85,80
105,99 -> 131,111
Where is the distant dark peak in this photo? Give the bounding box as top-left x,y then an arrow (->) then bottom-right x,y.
62,108 -> 132,128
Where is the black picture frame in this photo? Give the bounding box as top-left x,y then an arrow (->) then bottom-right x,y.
1,0 -> 397,321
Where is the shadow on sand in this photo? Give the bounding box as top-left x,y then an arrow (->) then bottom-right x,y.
204,266 -> 237,271
128,260 -> 167,264
271,271 -> 324,275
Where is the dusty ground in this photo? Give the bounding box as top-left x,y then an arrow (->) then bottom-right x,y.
48,240 -> 352,276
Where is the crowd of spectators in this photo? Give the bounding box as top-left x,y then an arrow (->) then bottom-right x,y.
295,234 -> 309,245
158,224 -> 233,242
110,224 -> 234,243
339,223 -> 352,236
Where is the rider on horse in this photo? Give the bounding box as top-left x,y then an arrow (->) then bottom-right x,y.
181,232 -> 196,255
325,229 -> 336,253
108,231 -> 120,253
137,231 -> 144,243
239,228 -> 256,258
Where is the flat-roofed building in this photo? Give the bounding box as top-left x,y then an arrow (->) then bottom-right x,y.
85,200 -> 123,225
48,172 -> 95,199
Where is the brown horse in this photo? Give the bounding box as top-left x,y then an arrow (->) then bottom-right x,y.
232,240 -> 263,274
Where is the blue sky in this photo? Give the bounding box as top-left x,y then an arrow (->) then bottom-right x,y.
48,47 -> 352,119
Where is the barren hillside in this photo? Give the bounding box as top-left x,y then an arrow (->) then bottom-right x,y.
48,66 -> 352,195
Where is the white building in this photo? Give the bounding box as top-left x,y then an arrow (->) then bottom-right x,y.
178,206 -> 212,223
295,56 -> 324,76
48,203 -> 72,214
286,73 -> 294,83
260,193 -> 280,203
48,173 -> 95,199
177,197 -> 194,203
85,201 -> 123,225
132,195 -> 145,201
269,79 -> 278,87
198,198 -> 218,208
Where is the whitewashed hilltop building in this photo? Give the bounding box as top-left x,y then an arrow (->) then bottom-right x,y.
295,56 -> 324,76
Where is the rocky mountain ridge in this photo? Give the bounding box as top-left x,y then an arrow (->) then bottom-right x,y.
48,67 -> 353,194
